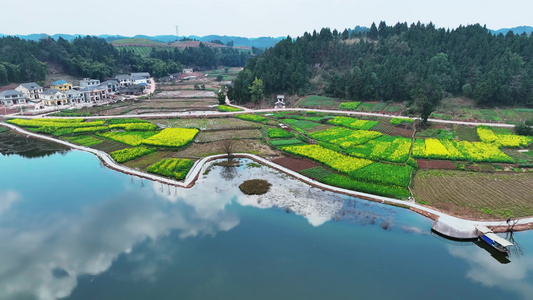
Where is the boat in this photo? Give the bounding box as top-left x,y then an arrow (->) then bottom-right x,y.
475,225 -> 514,253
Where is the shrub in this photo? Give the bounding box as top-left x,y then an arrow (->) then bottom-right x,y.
239,179 -> 272,195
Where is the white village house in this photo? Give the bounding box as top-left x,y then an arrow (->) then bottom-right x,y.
15,82 -> 43,100
65,90 -> 85,104
80,86 -> 108,102
79,78 -> 101,89
0,90 -> 26,106
40,89 -> 68,106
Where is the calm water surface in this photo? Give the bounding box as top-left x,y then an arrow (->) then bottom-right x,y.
0,136 -> 533,300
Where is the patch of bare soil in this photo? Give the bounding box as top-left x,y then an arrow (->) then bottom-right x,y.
272,156 -> 321,172
153,91 -> 216,98
413,170 -> 533,220
416,159 -> 456,170
175,140 -> 280,159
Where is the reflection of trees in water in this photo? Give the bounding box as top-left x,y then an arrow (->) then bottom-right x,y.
505,231 -> 524,258
0,131 -> 68,158
220,166 -> 238,181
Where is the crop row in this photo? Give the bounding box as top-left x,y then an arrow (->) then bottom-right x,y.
269,139 -> 304,146
338,102 -> 361,110
345,135 -> 412,163
107,118 -> 150,124
477,126 -> 532,148
96,131 -> 158,146
322,174 -> 410,199
282,118 -> 322,130
282,144 -> 373,173
413,138 -> 513,163
268,128 -> 294,138
73,126 -> 109,133
110,146 -> 156,163
7,118 -> 105,128
218,105 -> 243,112
235,114 -> 268,123
327,116 -> 378,130
310,127 -> 382,147
147,158 -> 193,180
62,135 -> 103,146
141,128 -> 199,148
390,118 -> 414,125
109,123 -> 158,131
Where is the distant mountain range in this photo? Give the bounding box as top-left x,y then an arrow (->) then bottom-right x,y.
0,33 -> 286,49
1,26 -> 531,49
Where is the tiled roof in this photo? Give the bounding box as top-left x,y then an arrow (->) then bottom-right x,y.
18,82 -> 43,90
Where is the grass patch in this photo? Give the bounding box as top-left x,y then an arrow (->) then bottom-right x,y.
239,179 -> 272,195
62,135 -> 103,146
297,95 -> 340,108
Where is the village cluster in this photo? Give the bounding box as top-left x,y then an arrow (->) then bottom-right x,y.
0,72 -> 152,109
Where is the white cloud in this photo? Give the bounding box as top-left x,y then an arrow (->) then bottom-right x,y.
0,190 -> 21,215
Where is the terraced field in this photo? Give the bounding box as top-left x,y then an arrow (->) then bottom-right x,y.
413,170 -> 533,219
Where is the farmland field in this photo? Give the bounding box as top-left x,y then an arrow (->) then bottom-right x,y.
152,118 -> 258,130
413,170 -> 533,219
195,129 -> 262,143
295,95 -> 341,108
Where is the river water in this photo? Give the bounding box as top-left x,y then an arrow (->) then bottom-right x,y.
1,133 -> 533,300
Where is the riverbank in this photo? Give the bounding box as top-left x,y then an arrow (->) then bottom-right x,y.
2,121 -> 533,234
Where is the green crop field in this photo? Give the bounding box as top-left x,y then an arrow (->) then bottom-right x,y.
296,95 -> 341,108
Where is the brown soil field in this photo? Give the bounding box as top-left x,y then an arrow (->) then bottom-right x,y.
371,123 -> 414,138
175,140 -> 280,159
195,129 -> 262,143
416,159 -> 456,170
153,91 -> 216,98
272,156 -> 321,172
413,170 -> 533,219
152,117 -> 259,130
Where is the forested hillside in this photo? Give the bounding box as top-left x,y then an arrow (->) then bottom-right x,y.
230,22 -> 533,120
0,36 -> 252,85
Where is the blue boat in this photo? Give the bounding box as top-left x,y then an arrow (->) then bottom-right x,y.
475,225 -> 514,253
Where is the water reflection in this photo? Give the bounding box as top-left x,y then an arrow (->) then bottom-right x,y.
448,244 -> 533,299
0,131 -> 68,158
0,183 -> 239,300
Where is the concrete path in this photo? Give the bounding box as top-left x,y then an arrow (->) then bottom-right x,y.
2,121 -> 532,234
4,107 -> 516,128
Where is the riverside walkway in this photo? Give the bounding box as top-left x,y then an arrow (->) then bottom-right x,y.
2,121 -> 532,236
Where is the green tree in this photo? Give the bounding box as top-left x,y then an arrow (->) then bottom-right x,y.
248,77 -> 264,104
217,90 -> 226,105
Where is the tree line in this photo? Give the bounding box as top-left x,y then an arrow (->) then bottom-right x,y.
229,22 -> 533,122
0,36 -> 252,85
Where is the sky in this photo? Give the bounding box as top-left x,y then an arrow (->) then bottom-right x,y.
1,0 -> 532,38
